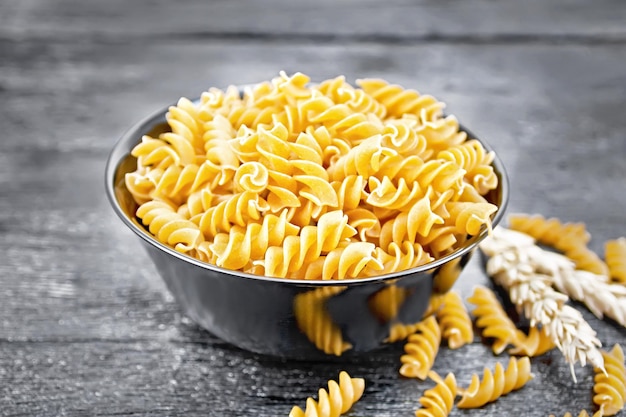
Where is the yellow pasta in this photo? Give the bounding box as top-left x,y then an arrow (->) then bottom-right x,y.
508,213 -> 590,251
356,78 -> 444,122
593,344 -> 626,416
124,72 -> 500,280
415,371 -> 458,417
317,75 -> 387,119
457,356 -> 533,409
136,201 -> 204,255
605,238 -> 626,284
294,242 -> 383,280
507,213 -> 609,276
508,326 -> 555,357
549,411 -> 603,417
369,242 -> 434,276
293,287 -> 351,356
436,290 -> 474,350
467,286 -> 522,355
446,202 -> 498,236
438,139 -> 497,195
191,190 -> 270,238
565,244 -> 610,276
289,371 -> 365,417
207,210 -> 300,270
400,316 -> 441,379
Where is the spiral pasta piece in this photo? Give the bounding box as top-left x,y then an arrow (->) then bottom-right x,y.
367,177 -> 423,212
415,372 -> 458,417
289,371 -> 365,417
565,244 -> 610,276
300,92 -> 384,144
148,163 -> 231,205
259,211 -> 357,278
382,117 -> 432,159
226,102 -> 279,130
131,135 -> 187,171
446,202 -> 498,236
438,139 -> 497,195
208,210 -> 300,270
467,286 -> 522,355
179,188 -> 214,219
166,97 -> 206,154
416,226 -> 459,258
202,114 -> 236,148
400,316 -> 441,379
508,213 -> 591,251
136,201 -> 204,254
200,85 -> 242,116
417,115 -> 467,153
605,238 -> 626,284
457,356 -> 533,409
356,78 -> 444,122
378,192 -> 445,250
593,344 -> 626,416
413,160 -> 466,196
328,134 -> 397,181
331,175 -> 366,211
508,326 -> 555,357
296,242 -> 383,280
317,75 -> 387,119
436,290 -> 473,350
345,208 -> 380,242
371,242 -> 434,276
192,190 -> 270,239
293,287 -> 351,356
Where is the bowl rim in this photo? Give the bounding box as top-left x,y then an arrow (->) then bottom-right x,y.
105,97 -> 510,286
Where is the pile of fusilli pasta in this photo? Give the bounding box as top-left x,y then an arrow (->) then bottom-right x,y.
125,72 -> 499,279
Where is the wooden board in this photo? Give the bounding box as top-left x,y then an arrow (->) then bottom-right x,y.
1,1 -> 625,415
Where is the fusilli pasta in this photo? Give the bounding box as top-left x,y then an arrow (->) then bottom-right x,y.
415,371 -> 458,417
593,344 -> 626,416
124,72 -> 500,280
605,238 -> 626,284
436,290 -> 474,349
400,316 -> 441,379
508,213 -> 590,251
467,286 -> 522,355
289,371 -> 365,417
457,356 -> 533,409
136,201 -> 204,255
508,326 -> 555,357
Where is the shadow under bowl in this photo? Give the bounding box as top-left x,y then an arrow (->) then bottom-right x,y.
105,103 -> 509,360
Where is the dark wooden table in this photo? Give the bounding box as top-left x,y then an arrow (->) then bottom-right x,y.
1,1 -> 625,415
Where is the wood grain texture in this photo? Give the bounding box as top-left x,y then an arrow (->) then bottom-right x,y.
1,0 -> 625,416
1,0 -> 626,41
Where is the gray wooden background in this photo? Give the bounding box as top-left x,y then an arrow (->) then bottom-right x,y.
1,1 -> 625,416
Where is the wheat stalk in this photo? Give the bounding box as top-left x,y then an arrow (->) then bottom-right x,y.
480,227 -> 605,381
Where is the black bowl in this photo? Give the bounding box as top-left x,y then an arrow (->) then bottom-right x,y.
105,102 -> 509,359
